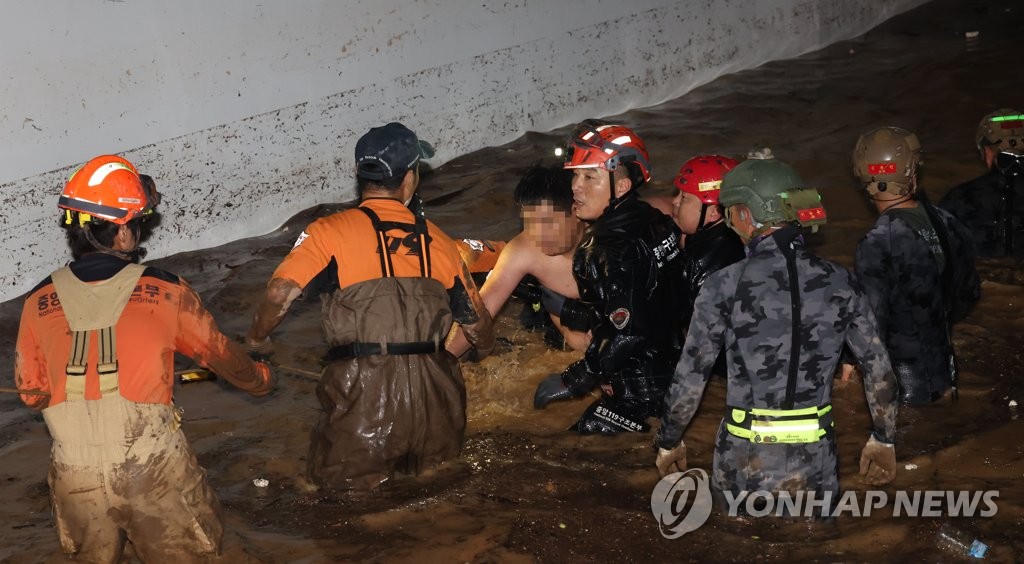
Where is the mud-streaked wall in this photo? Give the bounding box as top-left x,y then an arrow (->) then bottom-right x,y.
0,0 -> 926,301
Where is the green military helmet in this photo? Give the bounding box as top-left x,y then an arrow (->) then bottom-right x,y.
976,108 -> 1024,155
720,156 -> 805,225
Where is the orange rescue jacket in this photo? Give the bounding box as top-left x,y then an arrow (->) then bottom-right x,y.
273,198 -> 482,322
15,254 -> 268,409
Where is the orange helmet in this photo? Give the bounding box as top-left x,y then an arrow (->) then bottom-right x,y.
59,155 -> 158,225
563,121 -> 651,183
674,155 -> 739,205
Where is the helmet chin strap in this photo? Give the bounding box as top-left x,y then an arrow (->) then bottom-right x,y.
608,170 -> 619,207
606,168 -> 638,210
82,224 -> 146,262
696,204 -> 710,231
869,182 -> 914,214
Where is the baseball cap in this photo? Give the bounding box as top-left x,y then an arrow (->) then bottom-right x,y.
355,122 -> 436,181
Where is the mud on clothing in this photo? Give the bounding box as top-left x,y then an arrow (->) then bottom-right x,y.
563,194 -> 684,434
855,202 -> 980,403
273,197 -> 483,489
15,253 -> 269,561
658,227 -> 899,505
940,169 -> 1024,258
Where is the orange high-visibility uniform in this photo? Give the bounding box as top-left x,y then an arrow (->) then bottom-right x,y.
15,254 -> 270,561
272,198 -> 486,489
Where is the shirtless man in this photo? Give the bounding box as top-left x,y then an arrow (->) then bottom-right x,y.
447,164 -> 592,357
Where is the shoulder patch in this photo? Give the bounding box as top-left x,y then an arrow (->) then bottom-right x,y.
609,307 -> 630,329
293,230 -> 310,249
462,238 -> 485,252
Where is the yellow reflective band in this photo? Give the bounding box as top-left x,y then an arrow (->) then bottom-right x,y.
725,404 -> 833,444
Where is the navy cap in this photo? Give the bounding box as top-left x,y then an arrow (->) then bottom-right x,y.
354,122 -> 435,181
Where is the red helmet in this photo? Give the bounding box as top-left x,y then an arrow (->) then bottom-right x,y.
59,155 -> 158,225
563,122 -> 651,183
674,155 -> 739,205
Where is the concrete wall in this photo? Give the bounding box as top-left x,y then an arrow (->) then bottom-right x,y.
0,0 -> 926,301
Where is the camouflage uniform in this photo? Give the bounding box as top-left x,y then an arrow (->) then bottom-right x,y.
657,226 -> 899,503
939,169 -> 1024,258
855,202 -> 981,404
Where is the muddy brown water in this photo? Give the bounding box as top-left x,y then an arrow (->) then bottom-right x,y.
2,0 -> 1024,561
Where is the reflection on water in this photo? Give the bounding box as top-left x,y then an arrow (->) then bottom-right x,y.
1,0 -> 1023,561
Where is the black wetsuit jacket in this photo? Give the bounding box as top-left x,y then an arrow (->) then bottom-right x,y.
562,194 -> 684,411
939,168 -> 1024,258
678,220 -> 746,330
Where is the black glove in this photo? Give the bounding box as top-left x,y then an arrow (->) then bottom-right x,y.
512,275 -> 543,303
559,297 -> 596,332
533,374 -> 574,409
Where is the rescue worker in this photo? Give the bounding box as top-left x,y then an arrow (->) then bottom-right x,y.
940,109 -> 1024,258
655,154 -> 900,512
852,127 -> 981,403
670,154 -> 746,330
246,122 -> 495,490
447,164 -> 592,357
533,120 -> 684,434
15,155 -> 274,562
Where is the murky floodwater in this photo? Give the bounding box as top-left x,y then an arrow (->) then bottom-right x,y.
2,0 -> 1024,561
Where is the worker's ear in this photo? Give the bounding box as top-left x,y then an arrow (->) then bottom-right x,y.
400,168 -> 418,203
113,223 -> 136,251
613,172 -> 632,199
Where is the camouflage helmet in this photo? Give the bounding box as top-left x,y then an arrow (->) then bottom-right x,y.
976,108 -> 1024,155
719,157 -> 805,225
852,126 -> 921,197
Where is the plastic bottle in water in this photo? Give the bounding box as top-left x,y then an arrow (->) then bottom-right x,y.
936,523 -> 989,559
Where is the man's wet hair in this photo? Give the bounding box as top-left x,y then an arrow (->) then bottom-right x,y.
514,164 -> 574,211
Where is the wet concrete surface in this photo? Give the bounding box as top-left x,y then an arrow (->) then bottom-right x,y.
2,0 -> 1024,561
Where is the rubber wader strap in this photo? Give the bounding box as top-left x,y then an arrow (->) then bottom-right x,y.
356,205 -> 430,278
326,341 -> 439,359
725,404 -> 834,444
50,263 -> 146,398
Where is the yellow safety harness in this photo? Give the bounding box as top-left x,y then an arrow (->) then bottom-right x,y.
725,404 -> 834,444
